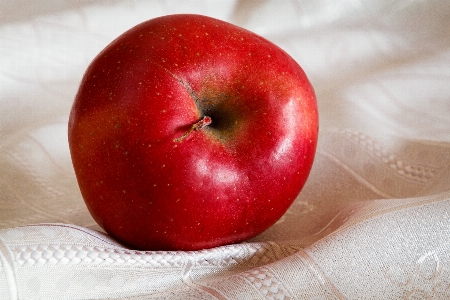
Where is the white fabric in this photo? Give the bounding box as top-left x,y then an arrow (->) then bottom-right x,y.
1,0 -> 450,299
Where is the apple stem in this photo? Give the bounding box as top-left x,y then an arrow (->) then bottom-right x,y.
173,116 -> 212,143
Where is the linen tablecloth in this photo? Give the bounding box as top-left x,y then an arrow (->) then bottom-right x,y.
1,1 -> 450,299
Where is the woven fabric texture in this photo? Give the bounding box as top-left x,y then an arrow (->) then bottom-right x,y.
1,1 -> 450,299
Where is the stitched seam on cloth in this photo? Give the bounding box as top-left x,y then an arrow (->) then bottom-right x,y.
181,257 -> 228,300
331,191 -> 450,237
238,265 -> 296,299
0,236 -> 18,300
296,250 -> 347,300
318,149 -> 395,198
340,129 -> 440,185
22,223 -> 121,247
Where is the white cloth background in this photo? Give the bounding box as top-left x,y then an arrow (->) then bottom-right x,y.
1,0 -> 450,299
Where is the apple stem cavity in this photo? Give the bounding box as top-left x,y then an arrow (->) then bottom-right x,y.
174,116 -> 212,143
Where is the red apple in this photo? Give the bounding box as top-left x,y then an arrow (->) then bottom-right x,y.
68,14 -> 318,251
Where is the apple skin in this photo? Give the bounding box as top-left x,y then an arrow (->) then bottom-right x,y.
68,14 -> 318,251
